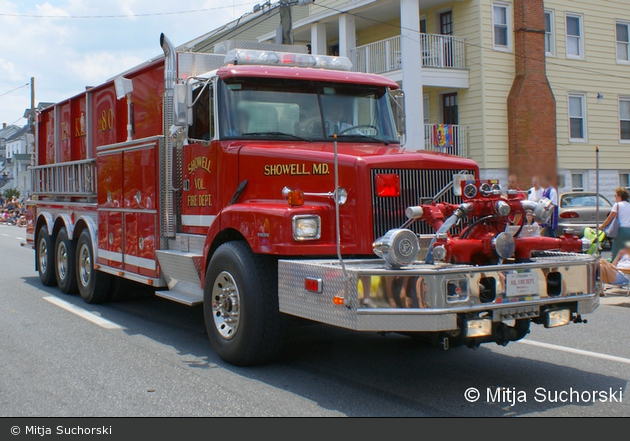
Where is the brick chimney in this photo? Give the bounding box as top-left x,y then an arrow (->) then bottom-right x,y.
2,123 -> 6,129
507,0 -> 556,189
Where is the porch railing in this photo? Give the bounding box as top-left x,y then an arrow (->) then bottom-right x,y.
350,33 -> 466,74
423,124 -> 468,158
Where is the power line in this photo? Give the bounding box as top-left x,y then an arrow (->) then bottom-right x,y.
0,83 -> 29,99
0,2 -> 258,19
316,4 -> 630,82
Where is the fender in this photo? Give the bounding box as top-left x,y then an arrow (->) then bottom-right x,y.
35,212 -> 54,238
54,213 -> 74,238
201,201 -> 363,280
73,215 -> 99,260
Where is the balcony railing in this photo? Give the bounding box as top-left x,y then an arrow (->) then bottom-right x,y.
350,34 -> 466,74
423,124 -> 468,158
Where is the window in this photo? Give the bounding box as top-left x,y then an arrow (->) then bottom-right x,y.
544,10 -> 555,56
419,17 -> 427,34
189,82 -> 214,141
492,3 -> 510,50
571,173 -> 584,191
620,173 -> 630,190
440,11 -> 453,35
423,94 -> 430,124
566,14 -> 584,59
568,93 -> 587,141
618,22 -> 630,62
620,97 -> 630,141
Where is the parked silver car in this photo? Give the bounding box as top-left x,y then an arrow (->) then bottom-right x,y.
556,192 -> 612,237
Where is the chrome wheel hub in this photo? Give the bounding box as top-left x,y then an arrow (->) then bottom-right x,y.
38,238 -> 48,273
78,244 -> 91,287
57,241 -> 68,280
211,271 -> 241,340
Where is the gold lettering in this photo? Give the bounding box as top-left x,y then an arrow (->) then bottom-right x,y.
187,156 -> 212,175
60,122 -> 70,141
100,108 -> 113,132
187,195 -> 197,207
194,178 -> 205,190
312,163 -> 330,175
263,163 -> 316,176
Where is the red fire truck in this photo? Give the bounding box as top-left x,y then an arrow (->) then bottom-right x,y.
28,35 -> 599,365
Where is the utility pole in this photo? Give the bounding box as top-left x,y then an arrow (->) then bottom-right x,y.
276,0 -> 314,45
30,77 -> 36,188
279,2 -> 293,45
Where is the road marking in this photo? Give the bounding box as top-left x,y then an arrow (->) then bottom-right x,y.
518,339 -> 630,365
2,234 -> 8,237
43,296 -> 122,330
15,237 -> 24,240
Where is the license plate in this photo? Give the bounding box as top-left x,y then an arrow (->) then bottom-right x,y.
506,272 -> 539,297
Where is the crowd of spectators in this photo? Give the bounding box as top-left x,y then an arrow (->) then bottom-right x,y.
0,195 -> 27,227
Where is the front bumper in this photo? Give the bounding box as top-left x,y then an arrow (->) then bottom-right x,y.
278,252 -> 599,332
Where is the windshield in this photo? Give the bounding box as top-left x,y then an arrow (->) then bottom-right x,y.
218,77 -> 399,144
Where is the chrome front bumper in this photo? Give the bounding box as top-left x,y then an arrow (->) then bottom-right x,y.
278,252 -> 599,332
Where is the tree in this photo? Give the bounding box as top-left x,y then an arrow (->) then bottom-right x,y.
3,188 -> 20,200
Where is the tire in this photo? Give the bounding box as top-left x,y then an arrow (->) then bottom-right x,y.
76,229 -> 111,304
37,225 -> 56,287
55,228 -> 78,294
203,241 -> 286,366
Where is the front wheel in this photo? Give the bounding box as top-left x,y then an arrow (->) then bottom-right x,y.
203,242 -> 286,366
76,229 -> 111,304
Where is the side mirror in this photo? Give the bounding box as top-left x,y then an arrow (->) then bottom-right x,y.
389,89 -> 406,144
174,83 -> 192,127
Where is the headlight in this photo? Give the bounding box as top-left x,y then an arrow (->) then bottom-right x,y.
292,215 -> 321,241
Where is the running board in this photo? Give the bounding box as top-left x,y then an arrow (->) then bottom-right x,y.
155,250 -> 205,306
155,286 -> 203,306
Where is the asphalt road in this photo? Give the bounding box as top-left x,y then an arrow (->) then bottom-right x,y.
1,224 -> 629,417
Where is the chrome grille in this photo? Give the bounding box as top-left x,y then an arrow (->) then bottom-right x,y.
371,168 -> 474,240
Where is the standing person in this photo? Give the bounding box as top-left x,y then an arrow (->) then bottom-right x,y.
599,187 -> 630,261
528,176 -> 543,202
507,173 -> 520,191
540,176 -> 559,237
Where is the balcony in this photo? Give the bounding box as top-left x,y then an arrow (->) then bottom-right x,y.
350,34 -> 469,88
423,124 -> 468,158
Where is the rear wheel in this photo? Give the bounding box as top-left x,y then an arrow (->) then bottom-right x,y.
203,241 -> 286,366
37,225 -> 56,287
76,229 -> 111,304
55,228 -> 78,294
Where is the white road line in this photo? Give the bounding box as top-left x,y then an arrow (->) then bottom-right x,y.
518,339 -> 630,365
43,296 -> 122,330
15,237 -> 24,240
2,233 -> 8,237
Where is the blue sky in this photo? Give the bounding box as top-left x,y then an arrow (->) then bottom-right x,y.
0,0 -> 256,125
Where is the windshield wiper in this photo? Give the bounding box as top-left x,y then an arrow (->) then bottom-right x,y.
335,133 -> 390,146
243,132 -> 311,142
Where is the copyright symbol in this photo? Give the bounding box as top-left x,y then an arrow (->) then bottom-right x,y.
464,387 -> 480,402
11,426 -> 20,435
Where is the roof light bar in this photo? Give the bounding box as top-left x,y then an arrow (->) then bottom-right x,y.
224,49 -> 353,71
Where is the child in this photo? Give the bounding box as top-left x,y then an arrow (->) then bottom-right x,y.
600,241 -> 630,285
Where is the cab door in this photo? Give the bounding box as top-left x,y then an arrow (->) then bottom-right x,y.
181,79 -> 218,235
